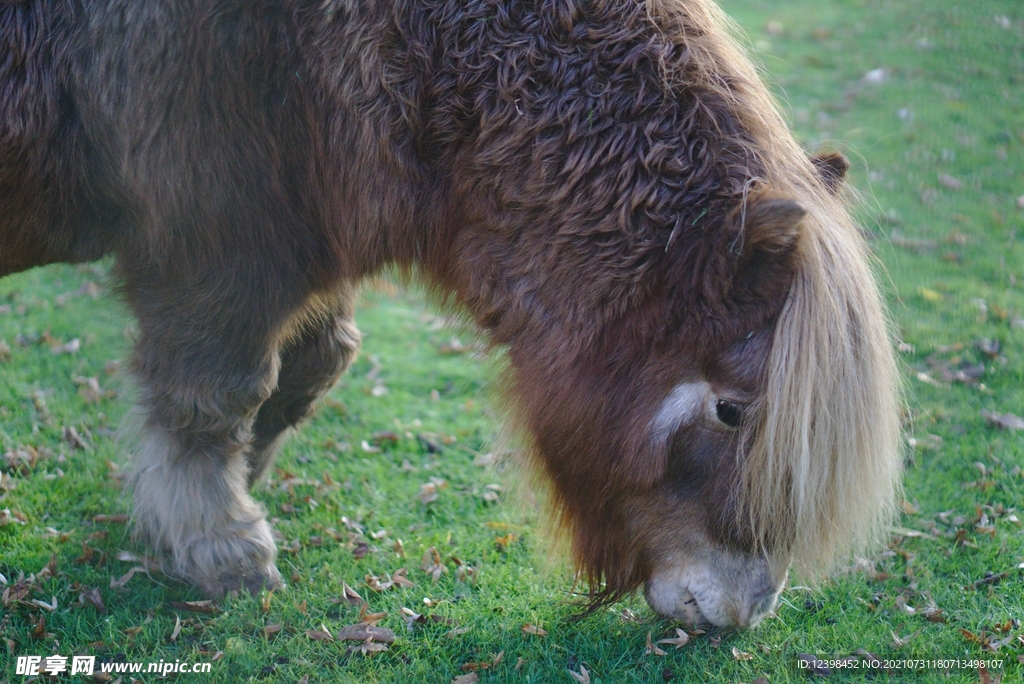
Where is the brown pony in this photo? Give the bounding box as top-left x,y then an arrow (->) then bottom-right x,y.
0,0 -> 901,627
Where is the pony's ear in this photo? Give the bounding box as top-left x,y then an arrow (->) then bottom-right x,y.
724,193 -> 805,304
810,151 -> 850,194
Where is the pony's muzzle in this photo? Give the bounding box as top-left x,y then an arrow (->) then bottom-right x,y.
643,552 -> 784,628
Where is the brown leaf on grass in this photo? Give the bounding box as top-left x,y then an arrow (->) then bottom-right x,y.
348,641 -> 389,655
569,664 -> 591,684
30,615 -> 49,640
75,543 -> 96,565
522,624 -> 547,637
358,603 -> 388,626
392,567 -> 415,588
460,650 -> 503,671
922,604 -> 946,623
110,566 -> 147,589
336,624 -> 396,643
938,173 -> 965,191
645,631 -> 667,656
62,425 -> 91,450
400,606 -> 423,629
971,572 -> 1009,589
0,508 -> 26,526
261,590 -> 273,613
417,480 -> 446,504
74,376 -> 104,404
731,647 -> 753,661
984,634 -> 1017,652
891,628 -> 923,648
48,336 -> 80,355
262,624 -> 282,638
92,514 -> 129,524
657,629 -> 690,649
306,627 -> 333,641
451,674 -> 479,684
365,573 -> 393,592
30,595 -> 57,611
352,541 -> 370,560
79,586 -> 105,613
335,582 -> 364,606
494,533 -> 518,551
123,625 -> 144,637
168,600 -> 219,614
422,547 -> 447,582
981,410 -> 1024,430
169,615 -> 182,642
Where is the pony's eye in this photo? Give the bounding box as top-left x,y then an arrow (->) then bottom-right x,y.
715,400 -> 743,428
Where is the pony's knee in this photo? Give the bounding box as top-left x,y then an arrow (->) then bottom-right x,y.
272,313 -> 361,426
246,313 -> 359,485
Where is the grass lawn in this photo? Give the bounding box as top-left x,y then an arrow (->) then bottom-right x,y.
2,0 -> 1023,682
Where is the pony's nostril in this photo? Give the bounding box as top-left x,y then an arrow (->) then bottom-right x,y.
749,586 -> 779,622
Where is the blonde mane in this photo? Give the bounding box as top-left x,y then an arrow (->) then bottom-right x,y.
649,0 -> 903,578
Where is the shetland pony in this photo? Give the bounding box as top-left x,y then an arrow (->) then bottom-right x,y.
0,0 -> 900,627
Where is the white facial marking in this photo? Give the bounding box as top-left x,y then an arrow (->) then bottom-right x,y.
651,381 -> 710,444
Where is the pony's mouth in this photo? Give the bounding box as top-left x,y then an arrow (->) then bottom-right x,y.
642,555 -> 782,628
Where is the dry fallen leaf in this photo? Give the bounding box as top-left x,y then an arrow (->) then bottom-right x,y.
79,586 -> 105,613
168,600 -> 218,614
460,650 -> 502,670
451,674 -> 479,684
30,596 -> 57,612
891,628 -> 923,648
417,479 -> 448,504
522,624 -> 547,637
422,547 -> 447,582
657,628 -> 690,649
306,627 -> 333,642
110,566 -> 147,589
981,410 -> 1024,431
169,615 -> 182,642
922,604 -> 946,623
365,573 -> 392,592
92,514 -> 129,524
732,647 -> 753,661
568,664 -> 591,684
349,641 -> 390,655
494,533 -> 518,551
392,567 -> 415,588
645,631 -> 667,656
938,173 -> 965,191
335,624 -> 396,643
359,608 -> 388,626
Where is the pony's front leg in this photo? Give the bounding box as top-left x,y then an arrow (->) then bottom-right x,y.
125,276 -> 290,597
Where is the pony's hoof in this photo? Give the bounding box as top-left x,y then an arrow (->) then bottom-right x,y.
201,563 -> 283,598
164,517 -> 282,599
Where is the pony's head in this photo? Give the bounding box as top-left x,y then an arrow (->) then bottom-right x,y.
424,0 -> 902,628
498,155 -> 901,628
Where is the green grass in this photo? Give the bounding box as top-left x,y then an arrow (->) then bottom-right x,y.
2,1 -> 1024,682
